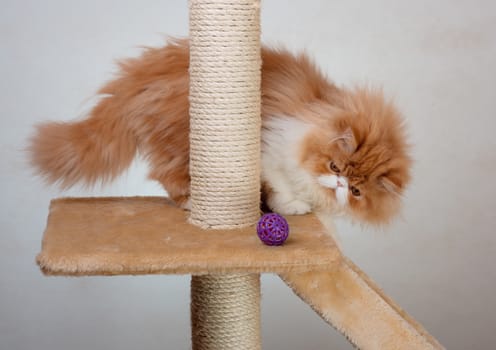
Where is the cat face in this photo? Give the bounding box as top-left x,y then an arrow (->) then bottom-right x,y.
300,89 -> 412,224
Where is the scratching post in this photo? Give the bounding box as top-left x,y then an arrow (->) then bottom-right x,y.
35,1 -> 445,349
188,0 -> 261,228
188,0 -> 261,349
191,274 -> 261,349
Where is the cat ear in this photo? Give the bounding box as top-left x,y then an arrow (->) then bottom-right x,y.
334,127 -> 357,154
378,174 -> 404,195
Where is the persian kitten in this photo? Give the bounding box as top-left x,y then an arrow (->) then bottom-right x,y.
29,39 -> 411,225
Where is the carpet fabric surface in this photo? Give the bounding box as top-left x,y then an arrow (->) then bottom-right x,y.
37,197 -> 340,276
280,258 -> 445,349
36,196 -> 443,349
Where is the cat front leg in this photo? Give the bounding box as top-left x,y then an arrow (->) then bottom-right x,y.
267,192 -> 312,215
263,173 -> 312,215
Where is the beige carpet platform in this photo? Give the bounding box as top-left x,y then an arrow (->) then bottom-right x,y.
37,197 -> 340,276
36,196 -> 443,349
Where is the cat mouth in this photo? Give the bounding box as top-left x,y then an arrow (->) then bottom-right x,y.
317,174 -> 349,206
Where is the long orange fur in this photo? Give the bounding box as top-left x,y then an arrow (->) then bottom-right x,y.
29,39 -> 411,224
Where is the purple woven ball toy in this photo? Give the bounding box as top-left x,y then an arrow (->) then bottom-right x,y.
257,213 -> 289,246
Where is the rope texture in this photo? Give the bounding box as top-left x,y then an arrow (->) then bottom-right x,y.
188,1 -> 262,349
188,0 -> 262,229
191,274 -> 261,350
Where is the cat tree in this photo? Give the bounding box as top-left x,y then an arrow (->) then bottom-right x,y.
37,1 -> 444,349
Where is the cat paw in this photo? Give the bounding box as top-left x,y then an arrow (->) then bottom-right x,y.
180,198 -> 191,211
271,199 -> 312,215
173,195 -> 191,210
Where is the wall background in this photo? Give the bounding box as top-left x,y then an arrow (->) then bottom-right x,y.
1,1 -> 495,349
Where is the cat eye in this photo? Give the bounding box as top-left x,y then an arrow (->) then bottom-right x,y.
350,186 -> 361,197
329,161 -> 340,173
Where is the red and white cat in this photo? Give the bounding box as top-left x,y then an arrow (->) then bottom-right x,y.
29,39 -> 411,224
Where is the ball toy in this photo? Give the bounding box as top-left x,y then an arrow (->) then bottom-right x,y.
257,213 -> 289,246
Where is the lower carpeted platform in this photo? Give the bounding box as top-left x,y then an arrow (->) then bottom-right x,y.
36,196 -> 444,349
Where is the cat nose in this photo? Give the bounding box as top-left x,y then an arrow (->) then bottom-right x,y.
336,177 -> 348,188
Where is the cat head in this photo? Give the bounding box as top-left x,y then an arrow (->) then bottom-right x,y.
301,88 -> 412,225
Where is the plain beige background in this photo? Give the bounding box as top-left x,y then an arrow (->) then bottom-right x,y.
1,0 -> 495,349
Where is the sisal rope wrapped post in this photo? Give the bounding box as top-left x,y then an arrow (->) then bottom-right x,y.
188,0 -> 262,349
189,0 -> 261,229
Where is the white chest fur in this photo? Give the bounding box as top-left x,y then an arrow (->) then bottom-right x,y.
261,116 -> 319,214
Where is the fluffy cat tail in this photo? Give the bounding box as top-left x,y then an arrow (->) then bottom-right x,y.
29,99 -> 137,189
